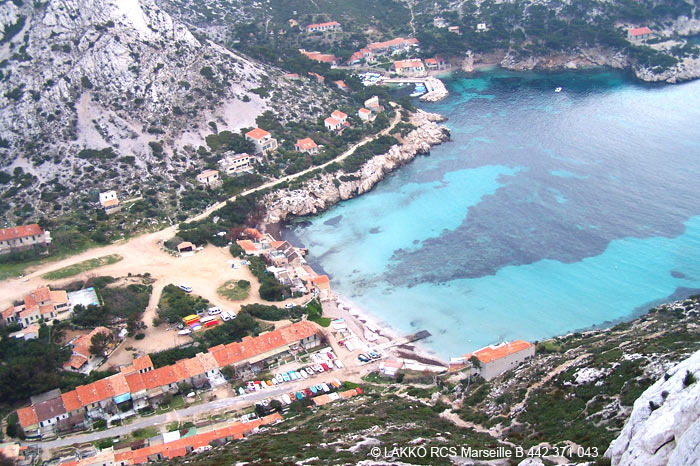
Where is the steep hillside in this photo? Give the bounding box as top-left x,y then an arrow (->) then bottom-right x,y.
0,0 -> 335,222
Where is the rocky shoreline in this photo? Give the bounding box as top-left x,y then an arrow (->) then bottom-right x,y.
263,110 -> 451,223
461,41 -> 700,84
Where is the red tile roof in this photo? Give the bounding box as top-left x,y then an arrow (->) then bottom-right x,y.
108,373 -> 130,396
176,357 -> 205,379
75,384 -> 100,406
102,199 -> 119,208
237,239 -> 258,253
16,406 -> 38,427
325,117 -> 340,127
0,224 -> 43,242
358,108 -> 371,115
63,354 -> 88,370
196,352 -> 219,372
295,138 -> 318,151
368,37 -> 418,51
61,390 -> 82,412
305,21 -> 340,30
244,228 -> 263,239
331,110 -> 347,121
395,59 -> 423,70
246,128 -> 271,140
125,414 -> 283,463
300,50 -> 337,64
209,321 -> 319,368
125,372 -> 147,393
465,340 -> 534,364
312,275 -> 329,285
629,27 -> 652,36
133,355 -> 153,372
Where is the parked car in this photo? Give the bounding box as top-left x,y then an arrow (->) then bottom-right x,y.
179,284 -> 193,293
358,354 -> 370,362
284,303 -> 296,309
207,306 -> 222,315
282,373 -> 290,382
334,360 -> 344,369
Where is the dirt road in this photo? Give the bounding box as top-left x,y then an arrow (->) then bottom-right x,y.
0,105 -> 402,307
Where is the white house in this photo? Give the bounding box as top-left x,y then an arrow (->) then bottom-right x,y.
245,128 -> 278,156
394,59 -> 425,77
196,169 -> 221,187
218,153 -> 253,175
98,191 -> 121,214
294,138 -> 319,155
452,340 -> 535,380
358,108 -> 374,122
324,117 -> 342,131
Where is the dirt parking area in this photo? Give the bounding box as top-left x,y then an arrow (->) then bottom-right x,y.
0,231 -> 308,369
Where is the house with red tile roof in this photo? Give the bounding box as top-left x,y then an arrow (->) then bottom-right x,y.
394,59 -> 425,77
368,37 -> 418,54
5,286 -> 73,328
294,138 -> 319,155
16,406 -> 39,437
311,275 -> 332,301
76,414 -> 283,465
358,108 -> 374,122
245,128 -> 278,156
324,117 -> 342,131
451,340 -> 535,380
16,323 -> 316,436
300,49 -> 338,65
308,72 -> 325,83
98,191 -> 121,215
628,26 -> 653,41
331,110 -> 347,123
208,321 -> 320,371
196,169 -> 221,187
305,21 -> 341,33
236,239 -> 262,255
63,327 -> 112,373
0,223 -> 50,254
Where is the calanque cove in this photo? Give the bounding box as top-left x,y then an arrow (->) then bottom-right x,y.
1,0 -> 700,465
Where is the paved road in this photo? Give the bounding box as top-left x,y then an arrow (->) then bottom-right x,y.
24,369 -> 357,450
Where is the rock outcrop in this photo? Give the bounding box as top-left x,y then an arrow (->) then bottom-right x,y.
0,0 -> 336,219
606,349 -> 700,465
263,110 -> 450,223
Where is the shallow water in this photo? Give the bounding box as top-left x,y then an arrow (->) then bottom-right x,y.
285,69 -> 700,359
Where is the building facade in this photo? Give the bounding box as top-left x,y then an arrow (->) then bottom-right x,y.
0,224 -> 50,254
245,128 -> 278,156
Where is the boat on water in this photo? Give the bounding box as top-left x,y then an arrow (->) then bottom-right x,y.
555,87 -> 562,93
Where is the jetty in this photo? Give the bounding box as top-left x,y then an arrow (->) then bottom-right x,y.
380,76 -> 448,102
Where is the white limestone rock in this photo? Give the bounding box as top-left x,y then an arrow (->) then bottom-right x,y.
606,349 -> 700,466
263,110 -> 450,223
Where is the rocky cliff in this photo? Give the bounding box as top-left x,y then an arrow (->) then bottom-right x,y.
0,0 -> 331,220
263,110 -> 450,223
606,349 -> 700,465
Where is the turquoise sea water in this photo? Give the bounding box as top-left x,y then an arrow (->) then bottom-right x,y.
284,69 -> 700,359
